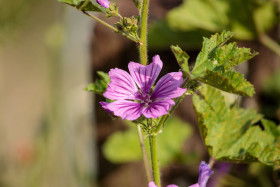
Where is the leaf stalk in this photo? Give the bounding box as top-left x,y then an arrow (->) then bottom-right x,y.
82,11 -> 118,32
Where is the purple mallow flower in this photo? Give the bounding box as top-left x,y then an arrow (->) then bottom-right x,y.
100,55 -> 186,120
189,161 -> 214,187
96,0 -> 110,8
149,161 -> 213,187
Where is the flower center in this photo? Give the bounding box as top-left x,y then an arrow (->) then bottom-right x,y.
135,92 -> 152,107
142,93 -> 151,104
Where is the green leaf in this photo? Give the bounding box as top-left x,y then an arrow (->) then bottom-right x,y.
193,31 -> 257,73
58,0 -> 105,12
192,31 -> 257,97
102,126 -> 143,163
171,45 -> 190,76
253,2 -> 277,34
102,117 -> 192,166
261,119 -> 280,138
197,70 -> 255,97
193,85 -> 280,166
157,117 -> 193,165
166,0 -> 277,40
166,0 -> 228,32
85,71 -> 110,95
258,139 -> 280,166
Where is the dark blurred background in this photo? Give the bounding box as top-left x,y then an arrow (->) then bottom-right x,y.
0,0 -> 279,187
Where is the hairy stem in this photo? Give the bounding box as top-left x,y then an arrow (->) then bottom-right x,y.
137,0 -> 161,185
137,125 -> 152,182
139,0 -> 150,65
149,135 -> 161,187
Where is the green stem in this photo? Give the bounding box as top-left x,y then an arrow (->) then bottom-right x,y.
139,0 -> 150,65
149,135 -> 161,187
138,0 -> 143,17
137,0 -> 161,185
259,34 -> 280,58
137,125 -> 152,182
82,11 -> 118,32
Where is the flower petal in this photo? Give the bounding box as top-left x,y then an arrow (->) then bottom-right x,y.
128,55 -> 163,93
142,99 -> 175,119
198,161 -> 214,187
148,182 -> 157,187
106,100 -> 143,120
96,0 -> 110,8
104,68 -> 138,100
167,185 -> 179,187
99,101 -> 112,113
151,72 -> 186,99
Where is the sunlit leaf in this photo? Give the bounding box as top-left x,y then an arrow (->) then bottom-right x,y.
192,31 -> 257,97
197,70 -> 255,97
193,85 -> 280,166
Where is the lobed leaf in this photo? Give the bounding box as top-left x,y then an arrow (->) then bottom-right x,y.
193,85 -> 280,166
193,31 -> 257,73
197,70 -> 255,97
191,31 -> 257,97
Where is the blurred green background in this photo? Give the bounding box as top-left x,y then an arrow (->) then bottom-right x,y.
0,0 -> 280,187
